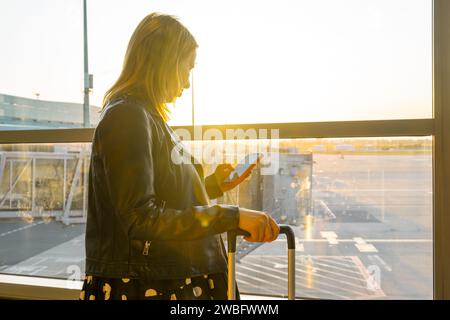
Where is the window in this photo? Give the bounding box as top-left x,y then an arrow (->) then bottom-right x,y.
0,144 -> 88,281
182,137 -> 433,299
87,0 -> 432,125
1,0 -> 449,300
0,138 -> 433,299
0,1 -> 101,130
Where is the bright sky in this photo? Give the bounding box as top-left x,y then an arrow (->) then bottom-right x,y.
0,0 -> 432,125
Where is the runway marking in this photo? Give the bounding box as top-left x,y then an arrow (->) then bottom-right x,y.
275,238 -> 431,243
238,261 -> 349,299
352,256 -> 386,298
300,262 -> 366,282
368,255 -> 392,272
0,234 -> 84,278
3,265 -> 47,275
240,256 -> 382,299
293,274 -> 351,299
292,255 -> 358,270
294,268 -> 371,296
310,258 -> 363,270
271,255 -> 368,280
236,270 -> 290,292
31,257 -> 48,266
353,237 -> 378,252
293,273 -> 355,299
0,265 -> 9,272
238,264 -> 290,283
244,258 -> 366,291
319,189 -> 431,192
55,257 -> 85,263
30,266 -> 48,275
356,243 -> 378,253
353,237 -> 366,244
320,231 -> 337,238
294,237 -> 305,252
234,276 -> 268,291
317,199 -> 336,220
298,259 -> 364,278
320,231 -> 339,245
0,221 -> 44,238
366,239 -> 431,243
273,263 -> 288,269
272,254 -> 355,267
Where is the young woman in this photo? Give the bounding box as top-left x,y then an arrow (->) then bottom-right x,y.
80,12 -> 279,300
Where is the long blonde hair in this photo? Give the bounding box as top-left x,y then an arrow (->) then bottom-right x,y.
102,13 -> 198,122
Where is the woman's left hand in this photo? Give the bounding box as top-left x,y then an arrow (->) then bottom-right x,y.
214,163 -> 236,192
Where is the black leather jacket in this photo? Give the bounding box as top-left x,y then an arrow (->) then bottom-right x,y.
85,94 -> 240,280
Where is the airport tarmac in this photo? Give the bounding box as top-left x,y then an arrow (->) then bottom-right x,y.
0,153 -> 433,299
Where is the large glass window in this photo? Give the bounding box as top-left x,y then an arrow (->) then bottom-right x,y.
186,136 -> 433,299
0,1 -> 102,129
0,143 -> 88,279
0,0 -> 439,300
0,0 -> 432,127
0,137 -> 432,299
86,0 -> 432,125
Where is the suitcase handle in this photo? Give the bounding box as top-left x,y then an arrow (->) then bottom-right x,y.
227,224 -> 296,300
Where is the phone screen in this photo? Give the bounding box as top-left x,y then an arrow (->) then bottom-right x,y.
226,153 -> 263,182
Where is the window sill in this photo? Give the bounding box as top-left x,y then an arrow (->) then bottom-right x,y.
0,274 -> 284,300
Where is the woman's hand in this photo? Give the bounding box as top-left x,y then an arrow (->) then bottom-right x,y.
238,208 -> 280,242
214,163 -> 236,192
214,163 -> 251,193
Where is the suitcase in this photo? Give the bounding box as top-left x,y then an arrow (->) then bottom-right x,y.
227,225 -> 296,300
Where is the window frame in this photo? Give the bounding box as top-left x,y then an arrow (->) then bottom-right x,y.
432,0 -> 450,301
0,0 -> 449,300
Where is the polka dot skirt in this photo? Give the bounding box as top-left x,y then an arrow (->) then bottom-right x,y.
79,273 -> 239,300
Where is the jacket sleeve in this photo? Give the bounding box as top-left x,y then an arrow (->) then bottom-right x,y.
204,173 -> 225,200
191,162 -> 224,200
98,104 -> 240,241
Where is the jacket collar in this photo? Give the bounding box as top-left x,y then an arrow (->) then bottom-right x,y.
120,94 -> 163,120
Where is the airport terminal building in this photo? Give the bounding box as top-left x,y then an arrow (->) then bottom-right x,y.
0,93 -> 100,130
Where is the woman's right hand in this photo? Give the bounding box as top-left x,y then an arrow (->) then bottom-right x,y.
238,208 -> 280,242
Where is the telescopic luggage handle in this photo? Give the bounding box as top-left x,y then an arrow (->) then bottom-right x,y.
227,225 -> 296,300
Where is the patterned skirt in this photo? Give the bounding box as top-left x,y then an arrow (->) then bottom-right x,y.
79,272 -> 239,300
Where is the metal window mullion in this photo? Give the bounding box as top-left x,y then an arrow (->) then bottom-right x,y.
9,161 -> 12,208
0,119 -> 435,145
31,158 -> 36,214
433,0 -> 450,301
176,119 -> 434,140
63,159 -> 67,211
0,128 -> 95,144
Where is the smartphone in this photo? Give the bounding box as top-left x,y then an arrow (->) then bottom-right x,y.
225,153 -> 264,183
